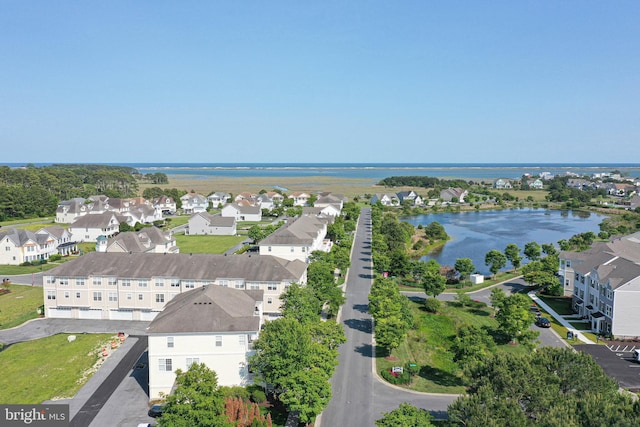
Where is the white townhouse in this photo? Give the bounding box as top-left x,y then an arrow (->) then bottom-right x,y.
188,212 -> 237,236
0,226 -> 78,265
314,193 -> 346,212
439,187 -> 468,203
493,179 -> 513,189
259,215 -> 332,262
127,204 -> 163,224
207,192 -> 231,208
370,193 -> 400,206
153,196 -> 177,215
43,252 -> 307,320
147,285 -> 263,400
303,206 -> 341,218
288,192 -> 311,207
396,191 -> 423,207
68,212 -> 123,242
221,203 -> 262,222
55,198 -> 91,224
37,226 -> 77,257
560,233 -> 640,338
97,227 -> 179,254
180,193 -> 209,214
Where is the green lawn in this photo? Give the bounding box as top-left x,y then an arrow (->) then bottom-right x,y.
0,333 -> 114,403
0,217 -> 55,227
174,234 -> 246,254
376,299 -> 529,393
536,294 -> 574,315
0,284 -> 44,329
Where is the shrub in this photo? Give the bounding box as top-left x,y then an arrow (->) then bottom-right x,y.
380,368 -> 411,385
250,389 -> 267,403
49,254 -> 62,262
424,298 -> 441,313
219,385 -> 250,401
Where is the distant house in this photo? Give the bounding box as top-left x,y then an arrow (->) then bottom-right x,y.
153,196 -> 177,215
188,212 -> 237,235
127,204 -> 163,224
97,227 -> 179,254
221,203 -> 262,222
207,192 -> 231,208
235,192 -> 258,203
288,192 -> 311,207
68,212 -> 123,242
303,205 -> 341,217
314,193 -> 346,212
493,179 -> 513,189
255,194 -> 274,211
180,193 -> 209,214
527,179 -> 544,190
147,285 -> 263,400
55,198 -> 90,224
370,193 -> 400,206
259,215 -> 331,262
396,191 -> 423,206
439,188 -> 468,203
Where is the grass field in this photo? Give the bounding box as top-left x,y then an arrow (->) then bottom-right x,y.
0,333 -> 114,403
376,298 -> 529,393
174,234 -> 246,254
0,284 -> 44,329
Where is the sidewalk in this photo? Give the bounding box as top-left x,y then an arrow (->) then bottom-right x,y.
528,291 -> 595,344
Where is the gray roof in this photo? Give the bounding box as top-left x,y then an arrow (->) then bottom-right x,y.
599,257 -> 640,290
260,216 -> 327,246
108,233 -> 149,253
193,212 -> 236,227
228,203 -> 261,215
0,228 -> 38,246
38,225 -> 68,239
48,252 -> 307,282
69,212 -> 121,228
147,285 -> 262,334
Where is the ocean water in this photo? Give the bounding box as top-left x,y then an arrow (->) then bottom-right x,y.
3,163 -> 640,182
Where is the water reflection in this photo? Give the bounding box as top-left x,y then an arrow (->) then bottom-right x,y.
401,208 -> 604,275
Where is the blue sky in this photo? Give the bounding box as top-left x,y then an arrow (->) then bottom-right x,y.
2,1 -> 639,164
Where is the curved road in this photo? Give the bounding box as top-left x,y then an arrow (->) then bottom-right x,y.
320,208 -> 456,427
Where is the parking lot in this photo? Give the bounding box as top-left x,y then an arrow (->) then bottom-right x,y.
575,344 -> 640,390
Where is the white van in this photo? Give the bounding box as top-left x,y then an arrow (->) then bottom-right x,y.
632,349 -> 640,362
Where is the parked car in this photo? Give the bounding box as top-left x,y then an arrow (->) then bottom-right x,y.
148,404 -> 165,418
535,317 -> 551,328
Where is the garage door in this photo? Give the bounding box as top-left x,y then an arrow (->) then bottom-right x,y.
48,307 -> 73,318
110,309 -> 134,320
78,308 -> 102,319
140,311 -> 159,321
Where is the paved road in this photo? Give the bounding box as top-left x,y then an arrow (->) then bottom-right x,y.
0,318 -> 151,345
321,208 -> 456,427
71,336 -> 148,427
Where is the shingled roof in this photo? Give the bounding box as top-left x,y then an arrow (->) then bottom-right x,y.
48,252 -> 307,281
147,285 -> 262,334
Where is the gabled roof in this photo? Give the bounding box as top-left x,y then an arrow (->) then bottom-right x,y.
37,225 -> 68,239
260,216 -> 327,246
69,212 -> 121,228
48,252 -> 307,282
224,203 -> 261,214
0,228 -> 38,246
192,212 -> 236,227
147,285 -> 262,334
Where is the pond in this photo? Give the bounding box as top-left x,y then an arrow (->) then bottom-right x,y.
400,208 -> 606,275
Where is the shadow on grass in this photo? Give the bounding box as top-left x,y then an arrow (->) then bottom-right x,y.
418,365 -> 465,388
467,308 -> 490,317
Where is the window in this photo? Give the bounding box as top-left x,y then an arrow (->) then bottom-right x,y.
59,278 -> 68,285
267,284 -> 277,291
47,291 -> 56,300
268,246 -> 272,252
138,280 -> 148,288
220,280 -> 228,287
108,292 -> 117,302
170,279 -> 180,288
159,358 -> 173,372
183,280 -> 195,289
302,247 -> 306,252
93,277 -> 101,286
93,292 -> 102,302
76,278 -> 86,286
605,305 -> 612,317
108,278 -> 117,286
215,336 -> 222,347
239,335 -> 246,345
167,337 -> 174,348
155,279 -> 164,287
138,294 -> 143,301
5,246 -> 9,251
76,292 -> 81,299
566,261 -> 571,267
121,279 -> 131,287
290,247 -> 294,252
127,293 -> 132,300
267,297 -> 273,305
234,283 -> 244,289
186,357 -> 199,367
156,294 -> 165,303
64,292 -> 69,299
606,289 -> 613,300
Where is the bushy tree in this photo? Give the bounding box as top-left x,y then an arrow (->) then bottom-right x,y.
504,243 -> 522,271
422,270 -> 447,297
454,258 -> 475,282
524,241 -> 542,261
484,250 -> 507,278
375,403 -> 434,427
